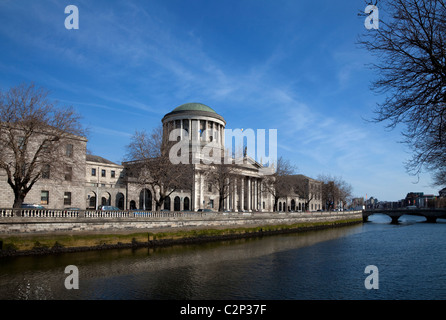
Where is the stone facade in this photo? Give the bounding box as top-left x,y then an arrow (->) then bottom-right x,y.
277,175 -> 323,212
85,155 -> 126,209
1,103 -> 319,212
0,134 -> 87,209
153,103 -> 274,212
0,211 -> 364,234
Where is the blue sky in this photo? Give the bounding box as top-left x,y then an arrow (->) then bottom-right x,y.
0,0 -> 440,201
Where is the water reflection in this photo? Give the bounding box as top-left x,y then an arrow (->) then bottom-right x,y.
0,225 -> 362,300
2,219 -> 446,300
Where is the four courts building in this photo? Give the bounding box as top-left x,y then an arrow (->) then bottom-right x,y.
0,103 -> 322,212
159,102 -> 271,212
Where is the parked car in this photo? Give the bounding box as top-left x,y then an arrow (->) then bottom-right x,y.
99,205 -> 120,211
21,203 -> 45,209
197,209 -> 213,212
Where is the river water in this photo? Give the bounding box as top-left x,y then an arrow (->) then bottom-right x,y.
1,214 -> 446,301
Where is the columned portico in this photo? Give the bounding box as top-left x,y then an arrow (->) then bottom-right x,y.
158,102 -> 274,213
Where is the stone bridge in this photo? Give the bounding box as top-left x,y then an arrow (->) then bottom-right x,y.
362,208 -> 446,224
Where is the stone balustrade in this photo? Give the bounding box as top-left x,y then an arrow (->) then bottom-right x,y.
0,208 -> 362,235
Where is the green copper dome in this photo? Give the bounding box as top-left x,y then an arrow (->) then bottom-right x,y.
172,103 -> 217,114
162,102 -> 226,125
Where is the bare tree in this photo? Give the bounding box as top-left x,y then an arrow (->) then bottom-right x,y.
358,0 -> 446,185
292,175 -> 316,211
124,126 -> 193,211
0,83 -> 86,208
318,174 -> 352,210
202,161 -> 238,212
262,157 -> 296,212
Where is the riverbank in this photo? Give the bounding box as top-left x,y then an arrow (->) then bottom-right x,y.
0,217 -> 362,258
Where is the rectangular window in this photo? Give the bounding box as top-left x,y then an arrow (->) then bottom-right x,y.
208,183 -> 212,192
66,144 -> 73,157
210,199 -> 214,208
41,191 -> 49,205
101,169 -> 106,177
111,170 -> 115,178
65,166 -> 72,181
91,168 -> 96,176
64,192 -> 72,206
42,164 -> 50,179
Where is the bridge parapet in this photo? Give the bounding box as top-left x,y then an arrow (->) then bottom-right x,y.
362,208 -> 446,224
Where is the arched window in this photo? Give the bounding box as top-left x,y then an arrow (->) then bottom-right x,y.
174,196 -> 181,211
164,196 -> 171,211
184,197 -> 190,211
279,202 -> 282,211
291,199 -> 296,211
89,196 -> 96,209
116,193 -> 125,210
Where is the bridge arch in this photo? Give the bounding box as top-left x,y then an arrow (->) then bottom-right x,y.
363,209 -> 446,224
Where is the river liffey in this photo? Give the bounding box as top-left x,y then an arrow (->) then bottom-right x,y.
1,214 -> 446,301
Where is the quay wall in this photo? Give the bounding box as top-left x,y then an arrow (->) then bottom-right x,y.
0,210 -> 363,235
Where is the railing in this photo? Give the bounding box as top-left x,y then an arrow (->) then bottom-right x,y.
0,208 -> 362,219
0,208 -> 81,218
0,208 -> 209,218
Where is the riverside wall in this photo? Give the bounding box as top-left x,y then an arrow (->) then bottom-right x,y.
0,210 -> 363,235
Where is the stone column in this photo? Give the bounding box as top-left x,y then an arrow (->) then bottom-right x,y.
221,124 -> 225,147
194,120 -> 200,141
240,177 -> 244,211
200,172 -> 204,209
233,178 -> 237,212
247,177 -> 251,212
225,177 -> 230,210
216,123 -> 220,143
259,179 -> 263,212
193,171 -> 199,211
254,178 -> 258,211
180,119 -> 183,140
188,119 -> 191,139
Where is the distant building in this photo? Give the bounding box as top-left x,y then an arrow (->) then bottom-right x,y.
365,196 -> 379,209
405,192 -> 424,207
277,175 -> 323,212
351,197 -> 365,210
